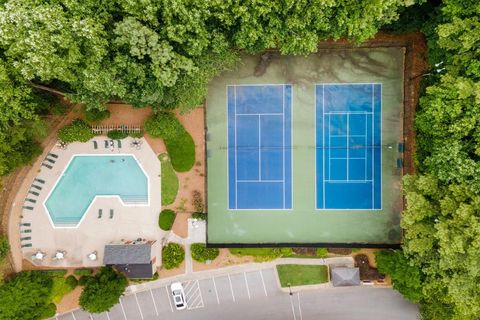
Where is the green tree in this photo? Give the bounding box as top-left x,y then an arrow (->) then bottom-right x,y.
162,243 -> 185,270
375,250 -> 424,303
79,267 -> 128,313
0,271 -> 54,320
58,119 -> 94,143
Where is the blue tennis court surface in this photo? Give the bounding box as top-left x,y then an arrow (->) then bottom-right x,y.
228,85 -> 292,209
316,84 -> 382,209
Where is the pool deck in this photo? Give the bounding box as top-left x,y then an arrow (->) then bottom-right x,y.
12,137 -> 163,268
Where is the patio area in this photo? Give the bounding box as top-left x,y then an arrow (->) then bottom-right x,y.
15,137 -> 163,268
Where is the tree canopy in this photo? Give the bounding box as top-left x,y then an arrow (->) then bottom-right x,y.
79,267 -> 128,313
380,1 -> 480,319
0,271 -> 55,320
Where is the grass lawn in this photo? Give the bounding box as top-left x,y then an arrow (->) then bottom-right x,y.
50,276 -> 75,303
229,248 -> 293,262
159,153 -> 179,205
276,264 -> 329,287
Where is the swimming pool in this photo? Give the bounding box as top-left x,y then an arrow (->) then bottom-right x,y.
44,155 -> 149,227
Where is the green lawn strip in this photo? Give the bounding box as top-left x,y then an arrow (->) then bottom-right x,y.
276,264 -> 329,288
165,130 -> 195,172
229,248 -> 293,262
159,153 -> 179,205
159,209 -> 176,231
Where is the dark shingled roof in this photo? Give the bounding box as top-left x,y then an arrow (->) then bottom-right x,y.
103,244 -> 152,265
331,267 -> 361,287
111,263 -> 153,279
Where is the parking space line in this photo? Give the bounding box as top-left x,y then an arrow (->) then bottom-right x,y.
243,273 -> 251,300
260,270 -> 268,296
297,293 -> 303,320
228,274 -> 236,302
89,315 -> 93,320
165,286 -> 174,312
289,294 -> 297,320
150,289 -> 159,316
119,299 -> 127,320
71,312 -> 77,320
106,311 -> 111,320
212,277 -> 220,304
134,293 -> 144,320
185,281 -> 197,296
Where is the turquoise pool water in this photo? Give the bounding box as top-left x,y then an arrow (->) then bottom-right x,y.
45,155 -> 148,226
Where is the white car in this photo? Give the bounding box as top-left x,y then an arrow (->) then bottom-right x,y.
170,282 -> 187,310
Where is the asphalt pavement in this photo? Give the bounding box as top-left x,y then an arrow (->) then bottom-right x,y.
54,268 -> 418,320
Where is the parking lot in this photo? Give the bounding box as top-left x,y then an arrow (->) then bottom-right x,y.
55,268 -> 280,320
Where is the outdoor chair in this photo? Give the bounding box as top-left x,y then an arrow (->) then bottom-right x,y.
21,243 -> 32,248
20,236 -> 31,241
42,163 -> 53,169
34,178 -> 45,184
22,206 -> 34,210
25,198 -> 36,203
98,209 -> 102,218
109,209 -> 114,219
45,158 -> 55,164
31,184 -> 42,190
29,191 -> 40,196
104,140 -> 109,148
93,140 -> 98,149
117,140 -> 122,148
48,153 -> 59,158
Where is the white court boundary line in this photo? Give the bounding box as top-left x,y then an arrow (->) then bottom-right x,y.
315,83 -> 383,211
226,84 -> 293,211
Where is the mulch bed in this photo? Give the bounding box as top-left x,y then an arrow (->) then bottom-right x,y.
327,248 -> 353,255
354,254 -> 385,281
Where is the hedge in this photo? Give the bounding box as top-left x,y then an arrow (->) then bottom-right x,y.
74,268 -> 94,276
145,112 -> 195,172
158,209 -> 176,231
162,243 -> 185,270
191,243 -> 219,263
107,130 -> 128,140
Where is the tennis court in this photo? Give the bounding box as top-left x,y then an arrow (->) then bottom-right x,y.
227,85 -> 292,209
316,84 -> 382,210
206,48 -> 405,246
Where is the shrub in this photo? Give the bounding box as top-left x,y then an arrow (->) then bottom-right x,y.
40,303 -> 57,319
145,112 -> 183,140
78,275 -> 90,286
107,130 -> 128,140
0,236 -> 9,260
50,276 -> 74,303
58,119 -> 94,143
191,243 -> 219,263
166,130 -> 195,172
229,248 -> 293,262
85,107 -> 110,123
145,112 -> 195,172
192,212 -> 207,220
316,248 -> 328,258
79,267 -> 128,313
65,275 -> 78,289
162,243 -> 185,270
74,268 -> 93,276
191,190 -> 204,212
158,209 -> 176,231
